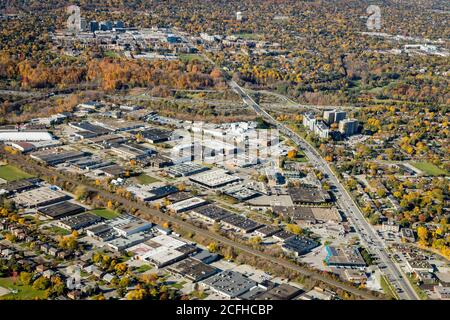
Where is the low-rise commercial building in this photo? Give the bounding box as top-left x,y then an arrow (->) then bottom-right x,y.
324,245 -> 366,269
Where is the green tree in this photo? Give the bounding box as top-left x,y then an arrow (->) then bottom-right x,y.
19,271 -> 33,286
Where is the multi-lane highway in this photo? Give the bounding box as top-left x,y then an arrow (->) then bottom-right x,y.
228,80 -> 419,300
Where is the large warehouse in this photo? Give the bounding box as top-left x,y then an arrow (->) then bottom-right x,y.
0,130 -> 54,142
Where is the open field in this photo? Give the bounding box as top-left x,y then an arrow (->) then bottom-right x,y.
178,53 -> 205,63
134,264 -> 152,273
234,33 -> 264,40
89,208 -> 120,220
136,174 -> 160,185
291,149 -> 308,162
0,164 -> 33,181
43,225 -> 71,236
0,277 -> 47,300
411,162 -> 448,176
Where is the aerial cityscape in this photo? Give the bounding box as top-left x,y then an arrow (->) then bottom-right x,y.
0,0 -> 448,307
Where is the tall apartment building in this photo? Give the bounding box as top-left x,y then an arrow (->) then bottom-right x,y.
314,122 -> 330,139
303,113 -> 317,131
339,119 -> 359,136
323,109 -> 347,124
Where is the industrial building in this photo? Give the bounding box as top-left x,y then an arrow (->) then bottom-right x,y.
38,201 -> 86,219
0,130 -> 54,142
111,143 -> 155,160
56,212 -> 102,231
189,169 -> 241,189
223,185 -> 260,201
127,234 -> 194,268
112,217 -> 153,237
31,150 -> 87,166
288,186 -> 331,205
167,197 -> 207,213
282,236 -> 319,257
67,156 -> 112,171
168,258 -> 219,282
189,205 -> 232,223
254,225 -> 282,238
139,128 -> 172,144
200,270 -> 257,298
255,283 -> 302,300
70,121 -> 112,138
86,134 -> 126,149
127,185 -> 178,202
0,178 -> 41,195
165,162 -> 209,177
272,230 -> 296,242
147,155 -> 173,168
220,215 -> 261,233
13,187 -> 70,208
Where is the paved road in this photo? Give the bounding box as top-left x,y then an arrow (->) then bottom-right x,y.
228,80 -> 419,300
3,151 -> 381,300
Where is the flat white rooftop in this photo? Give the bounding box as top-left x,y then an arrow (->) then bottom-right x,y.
189,169 -> 240,188
150,234 -> 186,249
167,197 -> 207,212
0,131 -> 54,141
